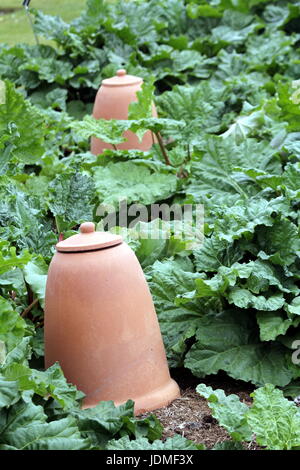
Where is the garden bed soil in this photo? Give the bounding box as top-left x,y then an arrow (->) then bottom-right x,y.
140,368 -> 259,450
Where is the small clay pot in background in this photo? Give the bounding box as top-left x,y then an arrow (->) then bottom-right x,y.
91,69 -> 157,154
44,222 -> 180,414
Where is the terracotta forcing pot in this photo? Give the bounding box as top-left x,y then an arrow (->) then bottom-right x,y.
91,69 -> 157,154
44,222 -> 180,414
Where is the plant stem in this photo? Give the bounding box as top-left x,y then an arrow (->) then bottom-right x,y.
21,298 -> 39,318
187,144 -> 191,161
25,280 -> 34,305
151,131 -> 155,146
177,167 -> 189,179
155,132 -> 171,166
54,215 -> 62,234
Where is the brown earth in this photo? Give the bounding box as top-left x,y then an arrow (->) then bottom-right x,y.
0,8 -> 20,15
140,368 -> 259,450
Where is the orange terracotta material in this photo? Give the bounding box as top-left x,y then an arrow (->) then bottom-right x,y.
91,69 -> 157,155
44,222 -> 180,414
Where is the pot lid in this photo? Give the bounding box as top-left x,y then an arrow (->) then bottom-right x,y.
56,222 -> 123,253
101,69 -> 143,87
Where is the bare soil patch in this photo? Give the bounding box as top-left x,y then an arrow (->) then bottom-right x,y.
141,368 -> 259,449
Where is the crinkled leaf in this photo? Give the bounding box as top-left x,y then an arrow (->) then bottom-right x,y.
3,362 -> 83,410
193,237 -> 244,272
196,384 -> 251,441
256,311 -> 300,342
0,81 -> 45,163
71,115 -> 127,146
0,297 -> 27,352
70,399 -> 161,448
157,84 -> 227,144
213,441 -> 244,450
128,78 -> 155,120
257,218 -> 300,266
0,400 -> 88,450
0,376 -> 20,408
48,171 -> 95,231
185,310 -> 293,387
147,259 -> 206,367
3,337 -> 31,367
247,384 -> 300,450
214,197 -> 287,243
187,137 -> 279,206
107,434 -> 204,450
94,161 -> 177,207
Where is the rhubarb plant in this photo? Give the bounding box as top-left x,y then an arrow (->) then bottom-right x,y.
0,0 -> 300,450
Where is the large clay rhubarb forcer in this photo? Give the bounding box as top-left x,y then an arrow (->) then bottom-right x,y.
91,69 -> 157,154
44,222 -> 180,414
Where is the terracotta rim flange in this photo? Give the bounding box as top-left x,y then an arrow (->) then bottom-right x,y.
82,379 -> 181,415
56,222 -> 123,252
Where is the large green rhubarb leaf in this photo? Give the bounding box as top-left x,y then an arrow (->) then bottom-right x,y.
70,400 -> 162,448
147,259 -> 208,367
94,161 -> 177,207
0,400 -> 88,450
185,310 -> 293,387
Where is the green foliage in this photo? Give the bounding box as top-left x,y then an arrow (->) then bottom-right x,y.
147,259 -> 205,367
0,328 -> 164,449
247,385 -> 300,449
0,297 -> 27,352
0,241 -> 31,276
213,441 -> 244,450
71,116 -> 127,146
185,310 -> 293,387
107,434 -> 205,450
128,78 -> 155,120
23,257 -> 48,309
3,362 -> 84,410
157,83 -> 229,144
94,161 -> 177,206
0,401 -> 89,450
48,170 -> 96,231
196,384 -> 252,441
198,383 -> 300,450
0,0 -> 300,450
0,81 -> 46,165
70,400 -> 162,448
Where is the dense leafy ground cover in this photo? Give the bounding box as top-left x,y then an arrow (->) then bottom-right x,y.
0,0 -> 300,450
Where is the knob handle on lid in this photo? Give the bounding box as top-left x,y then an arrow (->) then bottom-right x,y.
80,222 -> 95,234
57,222 -> 122,252
101,68 -> 142,86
